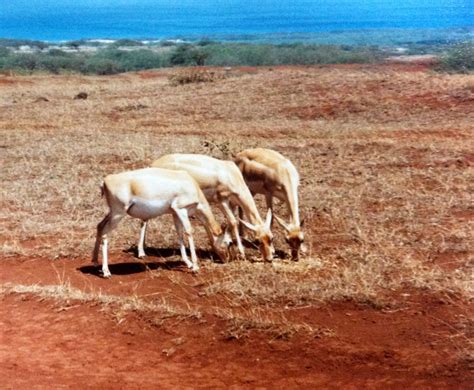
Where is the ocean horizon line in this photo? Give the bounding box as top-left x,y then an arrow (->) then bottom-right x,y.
1,27 -> 473,46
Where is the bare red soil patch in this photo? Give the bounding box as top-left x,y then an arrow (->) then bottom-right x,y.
1,257 -> 472,389
0,77 -> 32,86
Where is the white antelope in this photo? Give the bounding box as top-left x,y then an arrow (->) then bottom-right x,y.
234,148 -> 305,260
138,153 -> 275,262
92,167 -> 231,277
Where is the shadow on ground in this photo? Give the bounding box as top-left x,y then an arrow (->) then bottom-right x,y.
78,246 -> 222,277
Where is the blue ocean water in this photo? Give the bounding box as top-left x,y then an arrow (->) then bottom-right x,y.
0,0 -> 472,42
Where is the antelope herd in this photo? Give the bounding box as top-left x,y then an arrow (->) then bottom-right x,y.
93,148 -> 304,277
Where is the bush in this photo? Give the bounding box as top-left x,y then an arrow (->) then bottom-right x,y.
0,40 -> 385,75
39,55 -> 85,74
0,47 -> 10,56
201,43 -> 382,67
3,54 -> 39,71
170,45 -> 209,66
82,58 -> 123,75
0,51 -> 86,74
48,49 -> 69,56
0,47 -> 11,68
65,40 -> 102,48
438,42 -> 474,73
92,49 -> 167,71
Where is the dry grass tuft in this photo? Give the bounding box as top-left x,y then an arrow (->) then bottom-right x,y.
0,282 -> 202,323
168,68 -> 226,86
214,306 -> 329,340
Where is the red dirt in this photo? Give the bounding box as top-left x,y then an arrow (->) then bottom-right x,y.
137,71 -> 170,79
1,257 -> 472,389
0,77 -> 32,86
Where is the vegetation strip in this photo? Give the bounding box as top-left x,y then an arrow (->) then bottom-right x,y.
0,282 -> 201,320
0,282 -> 320,337
0,38 -> 472,74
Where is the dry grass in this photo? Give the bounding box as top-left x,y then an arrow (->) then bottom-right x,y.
1,65 -> 473,330
0,282 -> 324,337
168,68 -> 227,86
0,282 -> 202,323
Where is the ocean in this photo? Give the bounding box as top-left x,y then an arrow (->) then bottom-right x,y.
0,0 -> 472,42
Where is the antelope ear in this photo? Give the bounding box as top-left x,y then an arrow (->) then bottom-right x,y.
274,215 -> 291,232
239,218 -> 257,232
264,209 -> 273,229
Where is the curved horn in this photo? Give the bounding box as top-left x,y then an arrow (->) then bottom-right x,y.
265,209 -> 273,229
239,218 -> 257,232
274,214 -> 291,232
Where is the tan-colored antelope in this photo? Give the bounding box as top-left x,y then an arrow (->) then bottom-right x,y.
138,153 -> 275,262
234,148 -> 305,260
92,167 -> 232,278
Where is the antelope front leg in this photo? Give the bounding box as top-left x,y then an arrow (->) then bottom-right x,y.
173,211 -> 199,272
221,200 -> 245,260
101,235 -> 111,278
137,220 -> 147,258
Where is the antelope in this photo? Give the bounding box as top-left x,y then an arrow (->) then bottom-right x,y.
92,167 -> 232,278
234,148 -> 305,260
138,153 -> 275,262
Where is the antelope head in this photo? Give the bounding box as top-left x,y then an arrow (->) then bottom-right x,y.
274,215 -> 305,260
240,209 -> 275,262
212,224 -> 233,262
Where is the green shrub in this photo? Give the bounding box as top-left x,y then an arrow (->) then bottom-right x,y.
3,54 -> 39,71
0,47 -> 10,68
39,55 -> 85,74
438,42 -> 474,73
82,58 -> 122,75
109,39 -> 144,48
92,48 -> 167,71
0,40 -> 384,75
48,49 -> 70,56
160,40 -> 177,47
202,43 -> 381,67
65,40 -> 102,48
170,45 -> 209,66
0,47 -> 10,56
197,39 -> 216,46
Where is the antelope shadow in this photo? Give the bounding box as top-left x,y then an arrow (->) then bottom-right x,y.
78,245 -> 220,277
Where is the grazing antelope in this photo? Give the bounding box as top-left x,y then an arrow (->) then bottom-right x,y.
92,168 -> 231,278
139,153 -> 275,262
234,148 -> 305,260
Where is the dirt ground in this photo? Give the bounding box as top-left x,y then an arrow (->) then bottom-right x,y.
1,63 -> 473,388
0,256 -> 472,389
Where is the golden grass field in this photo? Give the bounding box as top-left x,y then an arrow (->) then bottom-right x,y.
1,63 -> 473,388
